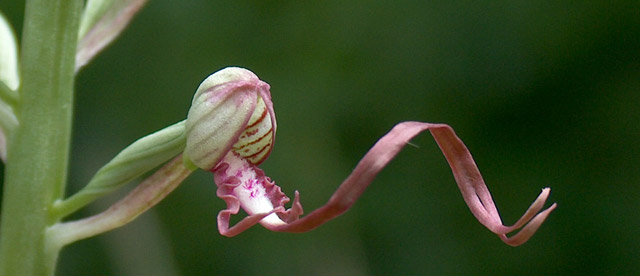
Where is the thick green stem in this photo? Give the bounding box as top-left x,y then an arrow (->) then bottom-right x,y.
0,0 -> 82,275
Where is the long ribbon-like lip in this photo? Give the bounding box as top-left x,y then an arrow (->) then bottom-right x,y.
212,121 -> 555,246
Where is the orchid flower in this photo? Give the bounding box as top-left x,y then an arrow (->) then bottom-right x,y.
184,67 -> 556,246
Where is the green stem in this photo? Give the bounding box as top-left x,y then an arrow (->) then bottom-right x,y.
0,0 -> 82,275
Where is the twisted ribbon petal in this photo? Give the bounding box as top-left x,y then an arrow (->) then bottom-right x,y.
212,121 -> 556,246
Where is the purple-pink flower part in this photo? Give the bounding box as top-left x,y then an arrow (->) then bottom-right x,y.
186,67 -> 556,246
212,122 -> 556,246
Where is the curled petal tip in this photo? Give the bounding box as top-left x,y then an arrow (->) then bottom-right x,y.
500,202 -> 557,247
541,187 -> 551,197
427,122 -> 556,245
499,187 -> 553,233
484,187 -> 555,246
473,187 -> 555,245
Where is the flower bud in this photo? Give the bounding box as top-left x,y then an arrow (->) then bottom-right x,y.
184,67 -> 276,170
0,11 -> 19,91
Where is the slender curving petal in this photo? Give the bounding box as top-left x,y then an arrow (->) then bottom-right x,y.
498,202 -> 557,246
211,121 -> 556,245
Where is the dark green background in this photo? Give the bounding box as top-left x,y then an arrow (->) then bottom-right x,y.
2,1 -> 639,275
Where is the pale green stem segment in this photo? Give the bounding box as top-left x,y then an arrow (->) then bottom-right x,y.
53,120 -> 187,220
0,1 -> 82,275
47,155 -> 193,248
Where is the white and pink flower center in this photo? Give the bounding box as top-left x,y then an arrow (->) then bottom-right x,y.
219,152 -> 286,226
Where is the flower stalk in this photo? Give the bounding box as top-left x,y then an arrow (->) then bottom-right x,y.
0,0 -> 83,275
52,120 -> 187,220
47,155 -> 193,249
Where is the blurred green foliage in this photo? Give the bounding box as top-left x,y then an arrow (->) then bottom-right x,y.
1,0 -> 640,275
